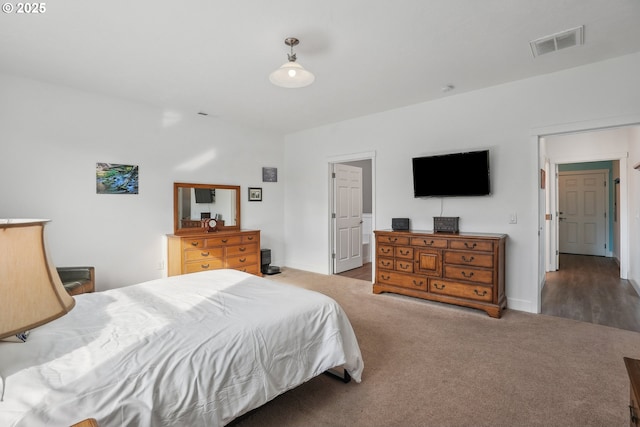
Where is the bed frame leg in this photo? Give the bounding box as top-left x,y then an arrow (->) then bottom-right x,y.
323,367 -> 351,383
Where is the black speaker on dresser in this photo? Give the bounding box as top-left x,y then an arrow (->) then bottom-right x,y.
391,218 -> 410,231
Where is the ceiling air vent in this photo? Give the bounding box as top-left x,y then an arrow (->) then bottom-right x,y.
529,26 -> 584,57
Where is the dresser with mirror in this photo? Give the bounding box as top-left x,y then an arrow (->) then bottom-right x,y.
167,182 -> 261,276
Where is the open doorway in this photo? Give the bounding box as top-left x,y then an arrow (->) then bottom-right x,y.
538,125 -> 636,328
328,153 -> 375,282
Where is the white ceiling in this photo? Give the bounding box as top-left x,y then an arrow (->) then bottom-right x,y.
2,0 -> 640,134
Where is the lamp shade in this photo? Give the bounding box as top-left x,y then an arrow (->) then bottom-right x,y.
0,219 -> 75,340
269,61 -> 315,88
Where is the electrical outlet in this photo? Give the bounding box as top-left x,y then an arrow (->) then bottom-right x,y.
509,213 -> 517,224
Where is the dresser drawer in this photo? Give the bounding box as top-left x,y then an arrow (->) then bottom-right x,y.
184,247 -> 224,262
395,246 -> 414,259
444,251 -> 493,268
227,243 -> 258,257
377,235 -> 410,245
449,239 -> 494,252
395,259 -> 414,273
183,238 -> 206,249
226,253 -> 258,268
377,270 -> 427,291
444,265 -> 493,284
429,279 -> 493,302
242,233 -> 259,244
235,263 -> 261,275
207,235 -> 242,246
184,258 -> 225,273
377,245 -> 394,257
410,236 -> 448,248
377,257 -> 394,270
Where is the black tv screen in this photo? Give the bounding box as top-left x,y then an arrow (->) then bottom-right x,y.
412,150 -> 490,197
194,188 -> 213,203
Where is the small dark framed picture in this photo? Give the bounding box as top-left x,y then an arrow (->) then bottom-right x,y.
262,167 -> 277,182
248,187 -> 262,201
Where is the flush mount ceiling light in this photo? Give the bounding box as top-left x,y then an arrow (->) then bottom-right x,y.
269,37 -> 315,88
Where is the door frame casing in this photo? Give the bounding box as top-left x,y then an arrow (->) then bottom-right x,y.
327,151 -> 376,275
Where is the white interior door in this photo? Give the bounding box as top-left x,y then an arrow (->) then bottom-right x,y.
333,163 -> 363,273
558,171 -> 607,256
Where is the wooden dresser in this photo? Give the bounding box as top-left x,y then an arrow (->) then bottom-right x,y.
373,229 -> 506,318
167,230 -> 261,276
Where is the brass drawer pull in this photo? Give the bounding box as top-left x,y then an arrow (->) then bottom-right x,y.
461,255 -> 475,262
464,242 -> 477,249
400,249 -> 410,255
412,280 -> 424,287
423,239 -> 434,246
239,247 -> 246,252
381,274 -> 391,280
433,283 -> 445,290
201,251 -> 209,256
239,257 -> 246,263
381,260 -> 392,267
474,289 -> 487,297
247,236 -> 254,240
222,239 -> 229,243
400,263 -> 410,270
387,237 -> 398,243
461,271 -> 475,278
201,264 -> 210,269
381,248 -> 391,254
191,241 -> 199,247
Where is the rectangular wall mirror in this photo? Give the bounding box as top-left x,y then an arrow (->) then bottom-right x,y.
173,183 -> 241,234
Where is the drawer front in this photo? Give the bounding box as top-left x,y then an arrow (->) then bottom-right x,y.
395,246 -> 414,259
184,247 -> 224,262
182,238 -> 206,249
226,253 -> 259,268
395,259 -> 414,273
429,279 -> 493,302
234,263 -> 261,275
377,235 -> 410,246
444,265 -> 493,284
206,235 -> 242,247
377,270 -> 427,291
377,245 -> 394,257
410,237 -> 448,248
184,258 -> 224,273
242,233 -> 259,244
227,243 -> 258,257
449,239 -> 494,252
377,257 -> 394,270
444,251 -> 493,268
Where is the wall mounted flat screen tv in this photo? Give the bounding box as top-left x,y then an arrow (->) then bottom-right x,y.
194,188 -> 214,203
412,149 -> 490,197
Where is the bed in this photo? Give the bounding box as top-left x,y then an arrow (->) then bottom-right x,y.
0,269 -> 364,426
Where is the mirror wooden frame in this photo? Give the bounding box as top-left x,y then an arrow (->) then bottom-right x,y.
173,182 -> 241,234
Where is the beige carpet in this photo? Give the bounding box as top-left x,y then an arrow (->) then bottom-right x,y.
230,268 -> 640,427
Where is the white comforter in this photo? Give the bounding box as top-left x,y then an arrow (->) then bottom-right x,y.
0,269 -> 363,426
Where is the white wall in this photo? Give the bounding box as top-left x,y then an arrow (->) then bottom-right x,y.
0,73 -> 285,290
283,52 -> 640,313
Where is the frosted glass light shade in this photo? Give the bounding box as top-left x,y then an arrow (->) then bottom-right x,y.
269,61 -> 315,88
0,219 -> 75,340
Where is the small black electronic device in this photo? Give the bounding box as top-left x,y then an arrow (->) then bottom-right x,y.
392,218 -> 410,231
433,216 -> 459,233
260,248 -> 281,275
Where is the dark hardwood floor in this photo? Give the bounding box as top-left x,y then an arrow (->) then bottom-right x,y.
339,256 -> 640,332
542,254 -> 640,332
336,262 -> 372,281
